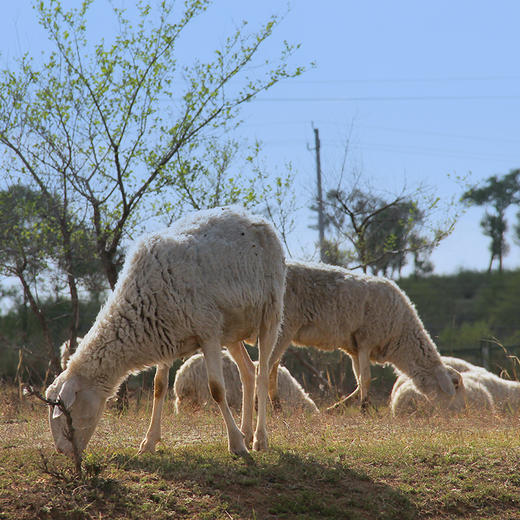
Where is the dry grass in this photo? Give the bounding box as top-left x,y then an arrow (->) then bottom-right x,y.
2,386 -> 520,519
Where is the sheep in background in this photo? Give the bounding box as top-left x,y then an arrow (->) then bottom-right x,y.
442,356 -> 520,412
267,261 -> 461,412
46,207 -> 286,459
390,370 -> 495,416
439,356 -> 490,375
59,337 -> 83,370
174,351 -> 319,414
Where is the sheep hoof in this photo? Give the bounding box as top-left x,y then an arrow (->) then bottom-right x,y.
138,439 -> 158,454
324,403 -> 341,414
253,435 -> 268,452
325,392 -> 360,413
233,448 -> 255,465
325,400 -> 349,414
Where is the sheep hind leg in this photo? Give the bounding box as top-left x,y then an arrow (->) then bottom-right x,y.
325,354 -> 361,413
268,360 -> 282,411
253,318 -> 278,451
202,341 -> 249,459
227,341 -> 255,447
356,348 -> 372,413
267,334 -> 293,412
139,364 -> 170,454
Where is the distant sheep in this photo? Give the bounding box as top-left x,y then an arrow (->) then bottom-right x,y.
46,207 -> 286,459
174,351 -> 319,414
59,337 -> 83,370
268,261 -> 460,412
442,356 -> 520,412
390,369 -> 495,416
439,356 -> 489,375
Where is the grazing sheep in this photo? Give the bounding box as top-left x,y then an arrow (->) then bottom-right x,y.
174,351 -> 319,414
46,207 -> 286,459
390,370 -> 495,416
439,356 -> 489,375
442,356 -> 520,412
267,261 -> 460,412
59,337 -> 83,370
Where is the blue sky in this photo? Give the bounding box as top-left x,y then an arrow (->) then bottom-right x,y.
2,1 -> 519,274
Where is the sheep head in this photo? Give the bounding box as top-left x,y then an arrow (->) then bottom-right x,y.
414,363 -> 461,400
46,372 -> 105,458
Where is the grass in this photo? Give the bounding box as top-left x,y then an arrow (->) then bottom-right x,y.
2,386 -> 520,519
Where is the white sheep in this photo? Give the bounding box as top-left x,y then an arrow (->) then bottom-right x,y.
59,337 -> 83,370
442,356 -> 520,412
267,261 -> 460,412
390,369 -> 495,416
438,356 -> 489,375
173,351 -> 319,414
45,207 -> 286,459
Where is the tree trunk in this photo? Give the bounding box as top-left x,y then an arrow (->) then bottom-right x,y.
17,272 -> 61,377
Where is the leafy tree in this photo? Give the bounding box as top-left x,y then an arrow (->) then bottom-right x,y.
363,198 -> 423,276
0,184 -> 106,373
321,187 -> 451,276
0,0 -> 303,372
462,169 -> 520,272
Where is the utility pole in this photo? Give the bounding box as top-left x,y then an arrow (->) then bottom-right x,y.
314,127 -> 325,261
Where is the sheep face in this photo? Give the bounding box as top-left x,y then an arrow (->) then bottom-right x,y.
413,364 -> 460,401
46,373 -> 105,458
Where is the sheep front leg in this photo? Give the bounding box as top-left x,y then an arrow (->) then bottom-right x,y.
139,364 -> 169,454
356,349 -> 371,412
227,341 -> 255,447
202,341 -> 249,458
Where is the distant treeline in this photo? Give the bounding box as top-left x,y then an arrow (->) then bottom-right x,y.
1,269 -> 520,400
398,270 -> 520,354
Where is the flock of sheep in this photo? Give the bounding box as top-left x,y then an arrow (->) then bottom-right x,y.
46,207 -> 519,461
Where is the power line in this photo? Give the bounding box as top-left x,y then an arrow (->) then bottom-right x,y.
240,121 -> 520,145
357,124 -> 520,145
258,138 -> 519,163
253,94 -> 520,102
291,75 -> 520,84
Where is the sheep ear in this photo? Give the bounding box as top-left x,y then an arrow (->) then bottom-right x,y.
53,377 -> 81,418
435,366 -> 456,396
448,367 -> 463,390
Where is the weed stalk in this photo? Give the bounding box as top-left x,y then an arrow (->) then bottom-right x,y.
23,385 -> 83,477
